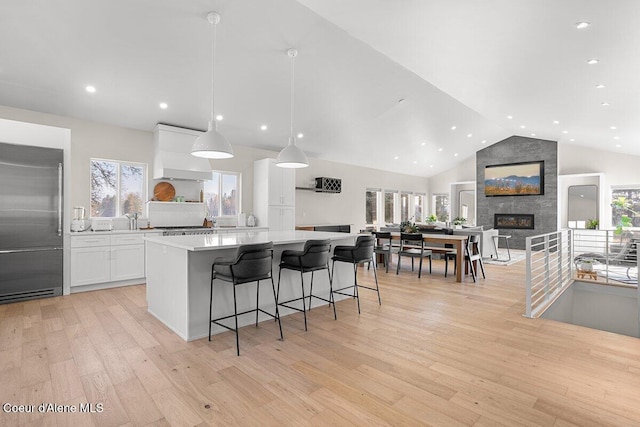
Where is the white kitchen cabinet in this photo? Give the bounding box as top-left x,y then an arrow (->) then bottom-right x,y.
70,232 -> 160,291
254,158 -> 295,231
70,246 -> 110,286
267,206 -> 296,232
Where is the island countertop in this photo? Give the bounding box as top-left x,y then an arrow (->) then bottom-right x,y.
143,230 -> 357,251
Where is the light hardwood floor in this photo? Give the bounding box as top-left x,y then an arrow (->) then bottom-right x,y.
1,258 -> 639,426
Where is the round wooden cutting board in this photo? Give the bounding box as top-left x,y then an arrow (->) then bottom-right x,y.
153,182 -> 176,201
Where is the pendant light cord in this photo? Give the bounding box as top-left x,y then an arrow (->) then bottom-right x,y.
210,16 -> 217,129
290,52 -> 295,140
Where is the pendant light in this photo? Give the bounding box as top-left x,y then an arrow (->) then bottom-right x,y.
191,12 -> 233,159
276,48 -> 309,168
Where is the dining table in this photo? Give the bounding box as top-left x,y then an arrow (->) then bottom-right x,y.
390,233 -> 469,282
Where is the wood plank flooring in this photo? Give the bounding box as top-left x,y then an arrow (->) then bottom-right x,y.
1,259 -> 640,426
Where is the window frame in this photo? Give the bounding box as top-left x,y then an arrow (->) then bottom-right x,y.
204,170 -> 242,218
89,158 -> 147,218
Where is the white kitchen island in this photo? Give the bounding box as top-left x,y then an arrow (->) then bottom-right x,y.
144,230 -> 358,341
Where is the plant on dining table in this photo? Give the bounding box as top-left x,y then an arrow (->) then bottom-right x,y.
425,214 -> 438,224
400,220 -> 418,233
452,216 -> 467,226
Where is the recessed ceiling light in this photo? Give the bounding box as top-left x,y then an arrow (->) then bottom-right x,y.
610,126 -> 617,130
531,133 -> 536,137
562,130 -> 569,134
553,120 -> 560,124
520,125 -> 526,129
576,22 -> 591,29
85,85 -> 96,93
421,142 -> 426,146
430,165 -> 434,168
467,133 -> 472,138
601,102 -> 610,106
481,140 -> 486,144
438,148 -> 443,152
613,136 -> 620,140
454,153 -> 459,157
215,115 -> 224,121
413,161 -> 417,164
394,156 -> 399,160
159,102 -> 168,109
507,115 -> 513,119
615,144 -> 622,148
260,125 -> 268,131
596,84 -> 606,89
450,126 -> 457,130
569,138 -> 575,142
587,58 -> 599,65
297,133 -> 304,138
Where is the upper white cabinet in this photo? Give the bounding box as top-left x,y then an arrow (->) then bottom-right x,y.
254,158 -> 295,231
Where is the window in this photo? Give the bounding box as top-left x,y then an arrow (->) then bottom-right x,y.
365,189 -> 379,225
433,193 -> 449,222
204,171 -> 241,217
384,191 -> 396,224
611,187 -> 640,228
400,192 -> 411,222
90,159 -> 146,217
414,194 -> 425,221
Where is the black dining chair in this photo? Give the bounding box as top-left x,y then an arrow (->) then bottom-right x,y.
396,233 -> 432,278
331,235 -> 381,313
369,231 -> 397,273
277,239 -> 335,331
208,242 -> 283,356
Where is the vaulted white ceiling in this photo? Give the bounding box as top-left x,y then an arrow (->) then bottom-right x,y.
1,0 -> 637,177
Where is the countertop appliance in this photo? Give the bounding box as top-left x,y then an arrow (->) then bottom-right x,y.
0,141 -> 63,304
71,206 -> 89,232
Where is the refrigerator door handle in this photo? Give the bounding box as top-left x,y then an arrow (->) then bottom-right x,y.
0,247 -> 63,254
57,163 -> 63,236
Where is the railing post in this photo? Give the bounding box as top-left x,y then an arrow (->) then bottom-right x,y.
525,236 -> 532,318
557,231 -> 563,286
544,235 -> 550,301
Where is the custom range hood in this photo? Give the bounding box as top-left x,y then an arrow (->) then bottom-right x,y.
153,124 -> 213,181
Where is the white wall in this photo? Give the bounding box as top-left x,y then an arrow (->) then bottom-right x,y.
428,140 -> 640,229
295,158 -> 429,231
0,105 -> 153,214
0,105 -> 428,232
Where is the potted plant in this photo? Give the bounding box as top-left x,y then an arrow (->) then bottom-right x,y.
585,219 -> 599,230
425,214 -> 438,225
452,216 -> 466,229
400,220 -> 418,233
579,259 -> 594,272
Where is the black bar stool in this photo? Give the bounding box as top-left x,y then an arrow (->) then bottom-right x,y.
331,235 -> 381,313
277,239 -> 335,331
369,231 -> 397,273
208,242 -> 283,356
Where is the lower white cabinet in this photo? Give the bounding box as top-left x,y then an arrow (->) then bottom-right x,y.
70,232 -> 159,290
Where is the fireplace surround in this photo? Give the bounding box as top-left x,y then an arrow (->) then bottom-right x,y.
494,214 -> 535,230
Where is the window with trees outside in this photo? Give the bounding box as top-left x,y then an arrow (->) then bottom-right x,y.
204,171 -> 241,217
365,189 -> 379,225
414,194 -> 425,221
90,159 -> 146,217
611,187 -> 640,228
384,191 -> 396,224
433,193 -> 450,222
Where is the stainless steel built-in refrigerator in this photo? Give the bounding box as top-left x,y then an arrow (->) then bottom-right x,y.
0,141 -> 63,303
